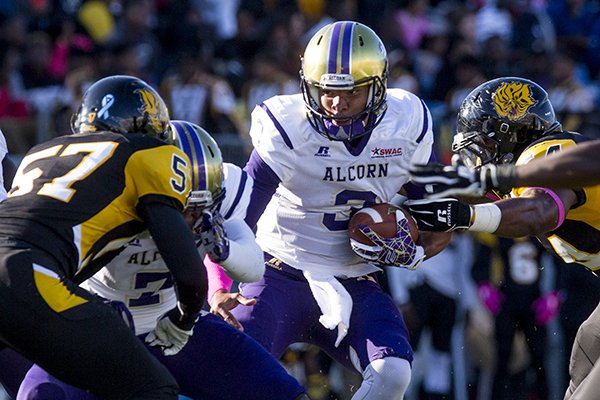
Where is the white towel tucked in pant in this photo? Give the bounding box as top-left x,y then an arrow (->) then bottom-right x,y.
303,270 -> 353,347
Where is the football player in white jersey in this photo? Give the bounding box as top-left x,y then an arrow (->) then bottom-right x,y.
0,129 -> 16,200
223,21 -> 451,400
16,121 -> 308,400
0,128 -> 21,399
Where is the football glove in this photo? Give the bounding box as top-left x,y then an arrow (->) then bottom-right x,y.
198,210 -> 230,263
409,163 -> 516,199
350,210 -> 425,269
404,198 -> 472,232
145,302 -> 198,356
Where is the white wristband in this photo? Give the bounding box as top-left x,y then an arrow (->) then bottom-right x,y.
468,203 -> 502,233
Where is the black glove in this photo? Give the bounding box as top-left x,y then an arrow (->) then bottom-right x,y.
404,198 -> 472,232
409,163 -> 516,198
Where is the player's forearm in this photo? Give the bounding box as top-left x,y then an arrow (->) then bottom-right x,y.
493,196 -> 560,237
515,140 -> 600,188
205,256 -> 234,302
419,231 -> 452,259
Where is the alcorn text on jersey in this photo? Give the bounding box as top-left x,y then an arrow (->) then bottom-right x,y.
0,131 -> 191,279
249,90 -> 433,277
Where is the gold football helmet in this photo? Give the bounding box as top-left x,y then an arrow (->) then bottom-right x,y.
170,120 -> 225,211
300,21 -> 388,141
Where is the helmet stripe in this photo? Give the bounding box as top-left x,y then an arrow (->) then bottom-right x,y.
172,122 -> 198,191
327,22 -> 342,74
172,121 -> 206,191
327,22 -> 353,75
340,23 -> 352,74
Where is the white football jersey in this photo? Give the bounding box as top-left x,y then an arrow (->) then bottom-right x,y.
251,90 -> 433,277
82,163 -> 255,334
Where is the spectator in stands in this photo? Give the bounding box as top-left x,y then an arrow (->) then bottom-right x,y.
241,51 -> 297,121
392,0 -> 432,54
387,48 -> 420,95
474,0 -> 513,46
20,31 -> 60,90
214,6 -> 263,96
547,51 -> 596,133
160,50 -> 244,135
77,0 -> 116,45
104,0 -> 161,80
480,35 -> 516,78
547,0 -> 600,78
0,46 -> 28,119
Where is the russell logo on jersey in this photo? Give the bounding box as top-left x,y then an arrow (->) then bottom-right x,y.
315,146 -> 332,157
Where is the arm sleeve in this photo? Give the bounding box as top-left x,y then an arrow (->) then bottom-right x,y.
141,202 -> 207,313
206,255 -> 234,302
218,219 -> 264,282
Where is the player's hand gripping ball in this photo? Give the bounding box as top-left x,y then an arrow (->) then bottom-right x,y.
349,203 -> 424,269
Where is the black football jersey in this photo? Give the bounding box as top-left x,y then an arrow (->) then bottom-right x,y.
0,131 -> 192,278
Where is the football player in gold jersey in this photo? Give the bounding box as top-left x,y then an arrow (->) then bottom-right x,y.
0,75 -> 207,399
406,77 -> 600,399
411,138 -> 600,194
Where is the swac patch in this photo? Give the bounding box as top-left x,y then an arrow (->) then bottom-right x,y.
137,88 -> 168,133
493,82 -> 536,121
370,146 -> 403,158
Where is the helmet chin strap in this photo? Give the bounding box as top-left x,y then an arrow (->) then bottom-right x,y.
323,118 -> 366,140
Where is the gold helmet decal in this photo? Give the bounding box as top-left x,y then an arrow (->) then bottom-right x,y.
80,111 -> 98,131
493,82 -> 537,121
137,88 -> 168,133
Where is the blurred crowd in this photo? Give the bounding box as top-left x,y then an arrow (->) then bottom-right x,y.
0,0 -> 599,161
1,0 -> 600,399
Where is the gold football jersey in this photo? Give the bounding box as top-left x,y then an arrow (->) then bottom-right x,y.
0,131 -> 192,278
512,132 -> 600,270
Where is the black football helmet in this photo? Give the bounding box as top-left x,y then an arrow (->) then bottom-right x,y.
71,75 -> 173,143
452,77 -> 562,168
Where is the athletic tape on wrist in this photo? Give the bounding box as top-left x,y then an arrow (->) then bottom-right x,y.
469,203 -> 502,232
528,187 -> 566,230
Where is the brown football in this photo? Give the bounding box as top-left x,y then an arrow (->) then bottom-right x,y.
348,203 -> 419,245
